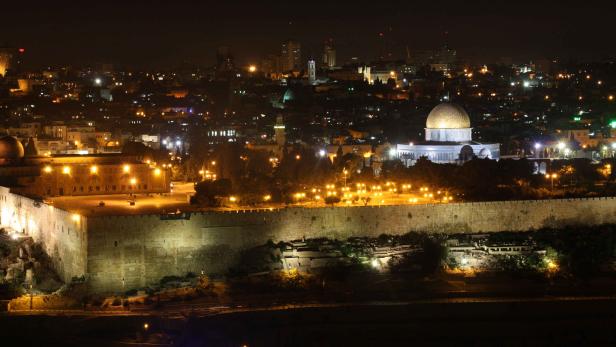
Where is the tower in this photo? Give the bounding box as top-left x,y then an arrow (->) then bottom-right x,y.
0,47 -> 14,77
307,59 -> 316,85
281,40 -> 301,72
274,115 -> 286,147
216,46 -> 235,72
322,39 -> 336,68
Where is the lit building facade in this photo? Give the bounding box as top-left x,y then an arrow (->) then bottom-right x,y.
322,39 -> 336,68
0,136 -> 171,197
0,47 -> 13,77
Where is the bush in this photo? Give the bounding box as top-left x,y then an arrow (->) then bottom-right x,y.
325,196 -> 341,205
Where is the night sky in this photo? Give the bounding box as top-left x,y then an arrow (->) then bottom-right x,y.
1,0 -> 614,68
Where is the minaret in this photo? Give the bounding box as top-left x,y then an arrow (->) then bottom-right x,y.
274,115 -> 286,148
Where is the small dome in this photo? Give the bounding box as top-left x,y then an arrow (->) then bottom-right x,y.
426,103 -> 471,129
0,136 -> 25,161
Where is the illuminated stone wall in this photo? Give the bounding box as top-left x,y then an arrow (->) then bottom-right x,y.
0,187 -> 87,283
86,197 -> 616,292
4,184 -> 615,293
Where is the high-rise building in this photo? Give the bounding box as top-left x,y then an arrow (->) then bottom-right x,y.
0,47 -> 14,77
261,54 -> 283,79
322,39 -> 336,68
216,46 -> 235,72
281,40 -> 301,72
434,45 -> 457,66
307,59 -> 316,85
274,115 -> 286,147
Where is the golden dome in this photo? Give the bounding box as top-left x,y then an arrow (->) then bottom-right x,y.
0,136 -> 25,161
425,103 -> 471,129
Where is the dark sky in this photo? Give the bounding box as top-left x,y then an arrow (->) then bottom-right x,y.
1,0 -> 614,68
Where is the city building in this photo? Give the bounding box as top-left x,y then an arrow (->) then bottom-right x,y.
281,40 -> 301,72
0,136 -> 171,198
322,39 -> 336,68
0,47 -> 13,77
393,103 -> 500,165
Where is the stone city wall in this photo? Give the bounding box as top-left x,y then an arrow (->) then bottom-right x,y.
86,197 -> 616,292
0,187 -> 87,283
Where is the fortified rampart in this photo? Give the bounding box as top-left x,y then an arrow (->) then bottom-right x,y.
0,187 -> 87,283
85,197 -> 616,292
2,185 -> 616,292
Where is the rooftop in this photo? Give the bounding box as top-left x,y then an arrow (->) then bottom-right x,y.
49,182 -> 196,217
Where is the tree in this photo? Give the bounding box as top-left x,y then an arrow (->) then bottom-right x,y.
380,159 -> 408,181
324,196 -> 341,205
192,179 -> 232,206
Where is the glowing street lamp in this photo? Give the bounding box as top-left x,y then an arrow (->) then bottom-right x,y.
534,143 -> 542,158
389,148 -> 397,158
62,166 -> 71,175
546,173 -> 558,190
248,65 -> 257,73
90,165 -> 98,174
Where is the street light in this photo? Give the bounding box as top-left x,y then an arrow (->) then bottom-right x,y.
546,173 -> 558,191
534,143 -> 542,158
